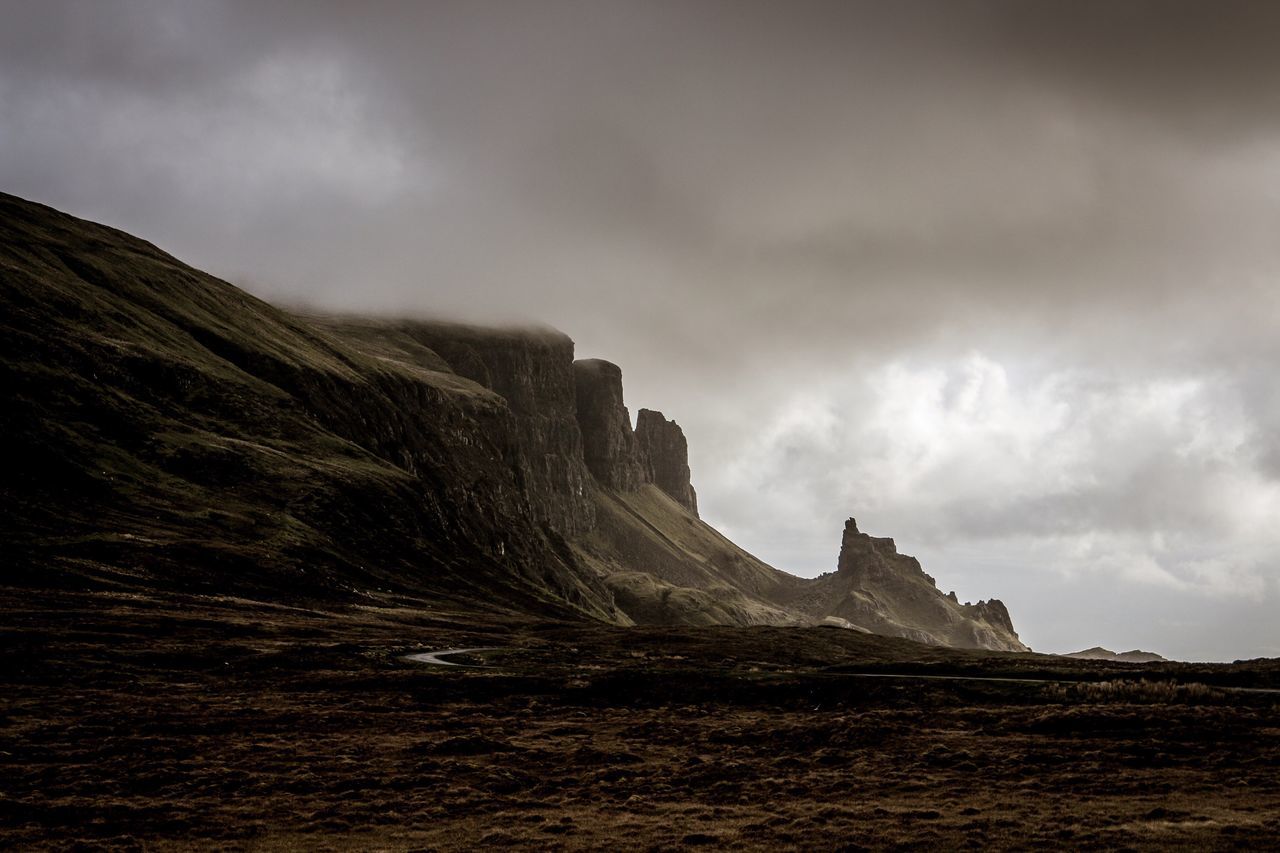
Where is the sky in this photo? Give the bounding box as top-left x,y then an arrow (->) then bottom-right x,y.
3,0 -> 1280,661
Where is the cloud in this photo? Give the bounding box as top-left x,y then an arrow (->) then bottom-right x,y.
705,353 -> 1278,599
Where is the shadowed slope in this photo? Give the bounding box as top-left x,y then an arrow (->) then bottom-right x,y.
0,192 -> 620,620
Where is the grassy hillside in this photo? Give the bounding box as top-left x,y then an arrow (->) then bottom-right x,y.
0,192 -> 618,620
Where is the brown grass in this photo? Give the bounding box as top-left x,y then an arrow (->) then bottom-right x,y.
2,589 -> 1279,850
1045,678 -> 1228,704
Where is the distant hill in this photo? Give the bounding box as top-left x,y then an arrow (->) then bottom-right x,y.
1064,647 -> 1169,663
0,191 -> 1025,651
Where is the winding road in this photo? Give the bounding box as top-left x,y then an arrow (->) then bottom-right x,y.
404,647 -> 501,667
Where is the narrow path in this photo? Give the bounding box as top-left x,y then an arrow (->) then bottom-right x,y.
404,647 -> 501,668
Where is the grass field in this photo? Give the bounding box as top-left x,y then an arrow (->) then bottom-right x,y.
3,588 -> 1277,850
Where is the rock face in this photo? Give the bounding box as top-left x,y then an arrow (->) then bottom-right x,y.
569,362 -> 800,627
572,359 -> 644,492
779,519 -> 1029,652
395,322 -> 597,536
634,409 -> 699,516
570,367 -> 699,517
963,599 -> 1018,637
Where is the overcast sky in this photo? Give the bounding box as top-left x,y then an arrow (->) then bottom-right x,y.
5,0 -> 1280,660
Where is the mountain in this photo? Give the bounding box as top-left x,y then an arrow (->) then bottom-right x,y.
0,193 -> 620,621
1064,647 -> 1169,663
0,192 -> 1025,651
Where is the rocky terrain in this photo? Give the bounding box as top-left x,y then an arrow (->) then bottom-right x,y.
1,191 -> 1022,651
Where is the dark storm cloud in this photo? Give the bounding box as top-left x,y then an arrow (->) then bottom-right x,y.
986,0 -> 1280,136
3,0 -> 1279,658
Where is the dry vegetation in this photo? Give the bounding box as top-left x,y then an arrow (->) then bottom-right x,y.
1044,678 -> 1228,704
3,589 -> 1278,850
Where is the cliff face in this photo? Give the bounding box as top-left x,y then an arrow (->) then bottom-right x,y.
634,409 -> 699,517
567,360 -> 793,625
572,359 -> 644,492
570,363 -> 699,517
392,322 -> 598,537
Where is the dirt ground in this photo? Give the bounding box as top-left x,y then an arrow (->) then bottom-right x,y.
2,589 -> 1278,850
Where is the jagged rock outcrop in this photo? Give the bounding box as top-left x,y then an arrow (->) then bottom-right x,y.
634,409 -> 699,516
570,367 -> 699,518
963,599 -> 1017,637
780,519 -> 1028,652
561,360 -> 1020,648
572,359 -> 644,491
567,361 -> 799,626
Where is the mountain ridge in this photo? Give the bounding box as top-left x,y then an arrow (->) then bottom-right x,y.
0,191 -> 1025,651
